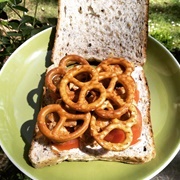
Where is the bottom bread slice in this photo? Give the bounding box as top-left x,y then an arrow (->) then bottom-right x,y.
29,66 -> 156,168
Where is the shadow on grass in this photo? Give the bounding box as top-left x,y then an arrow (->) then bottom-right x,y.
172,50 -> 180,63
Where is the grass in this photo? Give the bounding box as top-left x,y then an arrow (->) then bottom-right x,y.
149,0 -> 180,60
0,0 -> 179,179
5,0 -> 58,24
25,0 -> 58,24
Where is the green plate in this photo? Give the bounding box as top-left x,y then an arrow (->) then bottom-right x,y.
0,27 -> 179,180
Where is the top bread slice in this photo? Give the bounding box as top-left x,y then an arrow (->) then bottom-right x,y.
29,0 -> 156,168
51,0 -> 149,66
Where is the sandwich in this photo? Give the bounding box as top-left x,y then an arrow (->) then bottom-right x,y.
28,0 -> 156,168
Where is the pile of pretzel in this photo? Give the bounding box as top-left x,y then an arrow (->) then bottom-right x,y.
38,55 -> 138,151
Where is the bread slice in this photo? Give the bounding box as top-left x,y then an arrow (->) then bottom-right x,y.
51,0 -> 149,66
29,66 -> 156,168
28,0 -> 156,168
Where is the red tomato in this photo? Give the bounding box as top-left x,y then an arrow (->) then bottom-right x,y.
134,89 -> 140,104
104,106 -> 142,145
104,129 -> 126,143
131,106 -> 142,145
52,138 -> 79,151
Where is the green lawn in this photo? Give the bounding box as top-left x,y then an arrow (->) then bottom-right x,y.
149,0 -> 180,60
25,0 -> 58,23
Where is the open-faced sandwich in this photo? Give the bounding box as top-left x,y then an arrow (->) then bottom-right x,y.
29,0 -> 156,168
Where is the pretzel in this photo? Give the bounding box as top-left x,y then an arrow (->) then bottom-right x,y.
59,54 -> 89,70
95,71 -> 135,119
90,104 -> 137,151
38,104 -> 91,142
40,54 -> 139,151
97,57 -> 134,76
45,55 -> 89,92
45,67 -> 65,92
59,65 -> 106,112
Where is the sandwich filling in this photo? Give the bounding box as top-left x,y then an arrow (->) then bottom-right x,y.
37,54 -> 142,153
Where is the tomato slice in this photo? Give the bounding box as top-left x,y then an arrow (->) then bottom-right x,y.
52,138 -> 79,151
104,106 -> 142,145
104,129 -> 126,143
131,106 -> 142,145
134,89 -> 139,104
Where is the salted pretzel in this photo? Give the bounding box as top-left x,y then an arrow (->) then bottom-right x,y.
95,71 -> 136,119
96,57 -> 134,76
40,54 -> 139,151
59,65 -> 106,112
59,54 -> 89,70
45,55 -> 89,92
90,104 -> 137,151
38,104 -> 91,142
45,67 -> 65,92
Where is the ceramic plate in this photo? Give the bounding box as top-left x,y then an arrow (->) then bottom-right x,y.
0,27 -> 180,180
